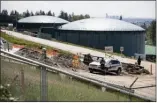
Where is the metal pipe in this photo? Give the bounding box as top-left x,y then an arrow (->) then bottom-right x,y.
132,85 -> 156,89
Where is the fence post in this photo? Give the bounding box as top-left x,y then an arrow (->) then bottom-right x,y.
21,68 -> 25,97
40,66 -> 47,101
150,64 -> 152,75
40,48 -> 48,101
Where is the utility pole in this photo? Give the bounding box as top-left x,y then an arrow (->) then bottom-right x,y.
40,47 -> 48,101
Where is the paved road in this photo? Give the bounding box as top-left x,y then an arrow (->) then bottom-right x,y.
2,30 -> 156,75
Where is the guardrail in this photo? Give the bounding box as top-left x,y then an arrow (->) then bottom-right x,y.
1,50 -> 155,101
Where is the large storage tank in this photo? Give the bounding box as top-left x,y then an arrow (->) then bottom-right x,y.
55,18 -> 145,56
17,15 -> 69,33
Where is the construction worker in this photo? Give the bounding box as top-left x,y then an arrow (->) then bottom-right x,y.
137,56 -> 141,66
87,53 -> 93,64
39,47 -> 47,62
43,48 -> 47,59
100,58 -> 105,70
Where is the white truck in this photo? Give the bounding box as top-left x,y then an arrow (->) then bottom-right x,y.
88,58 -> 123,75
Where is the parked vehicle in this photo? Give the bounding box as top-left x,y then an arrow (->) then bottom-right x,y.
0,37 -> 6,49
89,58 -> 123,75
0,39 -> 4,49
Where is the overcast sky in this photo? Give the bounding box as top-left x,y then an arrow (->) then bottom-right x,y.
1,1 -> 156,19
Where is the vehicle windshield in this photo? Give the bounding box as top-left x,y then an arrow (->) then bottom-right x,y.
92,57 -> 105,63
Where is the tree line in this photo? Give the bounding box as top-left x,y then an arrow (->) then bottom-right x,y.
0,9 -> 90,23
0,9 -> 155,46
146,20 -> 156,46
140,21 -> 156,46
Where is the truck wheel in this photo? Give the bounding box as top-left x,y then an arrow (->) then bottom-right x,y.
89,68 -> 93,73
103,68 -> 108,75
103,70 -> 106,75
90,70 -> 93,73
116,68 -> 121,75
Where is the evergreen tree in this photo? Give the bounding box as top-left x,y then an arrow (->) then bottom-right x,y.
59,10 -> 64,19
64,12 -> 68,20
47,10 -> 52,16
1,9 -> 8,15
25,10 -> 30,17
119,15 -> 122,20
39,10 -> 45,15
35,11 -> 40,15
79,14 -> 84,20
68,14 -> 72,22
10,10 -> 15,16
30,11 -> 34,16
85,14 -> 90,18
42,11 -> 45,15
14,10 -> 19,17
52,12 -> 55,16
147,20 -> 156,46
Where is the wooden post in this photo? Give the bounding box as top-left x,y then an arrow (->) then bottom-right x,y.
129,77 -> 138,88
150,64 -> 152,75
